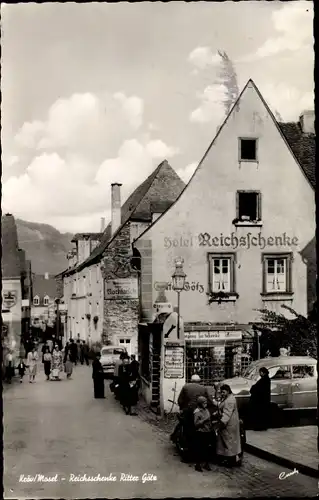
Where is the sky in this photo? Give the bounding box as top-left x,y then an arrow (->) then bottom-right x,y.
1,1 -> 314,233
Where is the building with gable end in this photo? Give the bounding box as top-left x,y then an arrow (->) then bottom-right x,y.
59,160 -> 185,354
31,273 -> 59,331
133,80 -> 316,414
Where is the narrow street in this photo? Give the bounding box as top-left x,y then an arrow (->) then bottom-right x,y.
4,363 -> 318,499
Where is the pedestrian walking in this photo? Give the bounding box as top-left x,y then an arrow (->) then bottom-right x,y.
27,347 -> 39,383
64,352 -> 73,379
47,338 -> 53,353
51,345 -> 63,380
43,347 -> 52,380
215,384 -> 242,467
69,339 -> 78,365
118,356 -> 137,415
193,396 -> 212,472
81,340 -> 89,365
63,341 -> 70,363
249,367 -> 271,430
41,341 -> 48,362
5,351 -> 14,383
92,352 -> 105,398
76,338 -> 81,364
17,357 -> 27,383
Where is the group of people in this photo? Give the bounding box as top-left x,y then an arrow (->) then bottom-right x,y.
92,351 -> 140,416
172,366 -> 271,473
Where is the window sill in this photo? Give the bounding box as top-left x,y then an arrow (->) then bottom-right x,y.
261,293 -> 294,301
233,221 -> 263,227
208,293 -> 239,303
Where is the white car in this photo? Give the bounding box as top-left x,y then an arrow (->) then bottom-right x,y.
100,345 -> 127,377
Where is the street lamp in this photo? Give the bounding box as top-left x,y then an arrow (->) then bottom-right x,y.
172,257 -> 187,340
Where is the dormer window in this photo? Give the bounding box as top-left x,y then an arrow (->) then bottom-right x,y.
33,296 -> 39,306
43,295 -> 50,306
239,138 -> 257,161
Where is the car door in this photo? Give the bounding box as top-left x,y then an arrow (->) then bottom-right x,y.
268,365 -> 292,408
288,364 -> 317,409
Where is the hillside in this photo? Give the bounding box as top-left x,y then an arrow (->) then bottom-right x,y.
15,219 -> 73,275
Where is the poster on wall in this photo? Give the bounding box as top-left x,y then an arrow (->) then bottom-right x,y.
164,345 -> 184,378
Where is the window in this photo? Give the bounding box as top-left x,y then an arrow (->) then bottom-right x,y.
236,191 -> 261,222
239,138 -> 257,161
268,365 -> 291,380
33,296 -> 39,306
208,254 -> 235,294
292,365 -> 315,379
43,296 -> 49,306
262,254 -> 292,294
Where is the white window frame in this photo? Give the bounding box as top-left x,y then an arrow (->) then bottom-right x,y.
43,295 -> 50,306
262,253 -> 292,294
208,253 -> 236,295
33,296 -> 40,306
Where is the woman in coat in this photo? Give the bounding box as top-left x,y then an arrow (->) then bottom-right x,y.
43,346 -> 52,380
92,352 -> 105,398
216,384 -> 242,467
27,347 -> 39,383
119,357 -> 136,415
64,352 -> 73,379
249,367 -> 271,430
51,345 -> 63,380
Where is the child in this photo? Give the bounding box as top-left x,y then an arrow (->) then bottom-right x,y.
17,358 -> 26,383
193,396 -> 212,472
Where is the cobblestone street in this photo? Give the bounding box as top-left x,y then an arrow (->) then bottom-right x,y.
4,364 -> 318,499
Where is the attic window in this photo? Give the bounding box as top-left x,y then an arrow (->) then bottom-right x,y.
33,296 -> 39,306
239,138 -> 257,161
43,296 -> 49,306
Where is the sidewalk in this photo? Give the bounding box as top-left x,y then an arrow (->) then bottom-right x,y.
246,426 -> 318,478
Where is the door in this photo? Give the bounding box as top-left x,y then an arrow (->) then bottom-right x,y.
268,365 -> 292,408
119,338 -> 132,356
288,364 -> 317,409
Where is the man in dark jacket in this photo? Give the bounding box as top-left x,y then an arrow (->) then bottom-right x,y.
69,339 -> 78,364
92,352 -> 105,398
249,367 -> 271,430
81,341 -> 90,365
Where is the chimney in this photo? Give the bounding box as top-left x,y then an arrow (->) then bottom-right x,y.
111,183 -> 122,236
299,110 -> 315,134
100,217 -> 106,232
44,272 -> 49,280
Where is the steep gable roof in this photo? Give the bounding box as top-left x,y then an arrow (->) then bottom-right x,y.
278,122 -> 315,188
1,214 -> 21,279
74,160 -> 185,271
32,274 -> 58,299
134,79 -> 315,244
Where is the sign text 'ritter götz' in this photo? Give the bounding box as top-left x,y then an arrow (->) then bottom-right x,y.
105,278 -> 138,300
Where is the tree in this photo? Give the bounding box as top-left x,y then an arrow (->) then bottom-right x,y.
253,303 -> 317,358
217,50 -> 239,114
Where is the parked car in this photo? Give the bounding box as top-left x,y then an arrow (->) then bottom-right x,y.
216,356 -> 317,418
100,345 -> 127,377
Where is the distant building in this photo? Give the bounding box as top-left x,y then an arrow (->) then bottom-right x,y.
31,273 -> 58,331
1,214 -> 33,362
58,160 -> 185,354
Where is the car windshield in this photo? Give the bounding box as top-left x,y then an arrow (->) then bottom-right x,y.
242,364 -> 260,380
101,348 -> 114,356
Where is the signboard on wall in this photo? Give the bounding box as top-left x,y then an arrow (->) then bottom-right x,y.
164,345 -> 184,378
105,278 -> 138,299
2,291 -> 17,309
185,331 -> 242,341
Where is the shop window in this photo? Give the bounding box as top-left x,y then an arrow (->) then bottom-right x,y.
262,254 -> 292,294
239,138 -> 257,161
236,191 -> 261,222
33,296 -> 39,306
208,254 -> 236,294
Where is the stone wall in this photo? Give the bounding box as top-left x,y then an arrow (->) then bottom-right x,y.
101,222 -> 140,347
